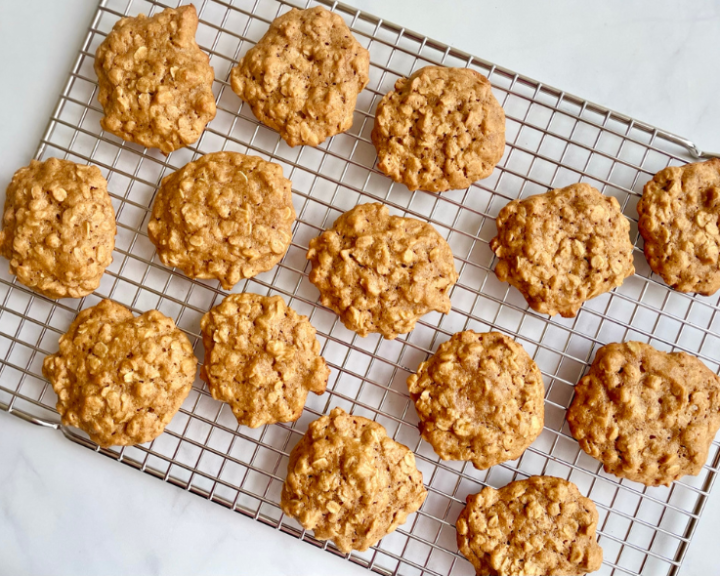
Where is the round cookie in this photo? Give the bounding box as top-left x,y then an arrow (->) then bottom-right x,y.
371,66 -> 505,192
638,158 -> 720,295
147,152 -> 295,289
200,293 -> 329,428
94,5 -> 216,154
0,158 -> 116,299
42,299 -> 197,447
281,407 -> 427,553
407,330 -> 544,469
456,476 -> 603,576
306,202 -> 458,339
231,6 -> 370,147
567,341 -> 720,487
490,183 -> 635,318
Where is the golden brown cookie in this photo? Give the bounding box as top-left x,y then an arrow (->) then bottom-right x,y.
306,202 -> 458,339
231,6 -> 369,147
491,183 -> 635,317
42,299 -> 197,447
567,341 -> 720,487
281,407 -> 427,553
638,159 -> 720,295
371,66 -> 505,192
147,152 -> 295,289
456,476 -> 603,576
0,158 -> 116,299
94,5 -> 216,154
407,331 -> 544,469
200,293 -> 329,428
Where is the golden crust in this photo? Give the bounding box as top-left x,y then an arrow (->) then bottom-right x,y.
456,476 -> 603,576
0,158 -> 116,299
567,341 -> 720,487
42,299 -> 197,447
281,408 -> 427,553
147,152 -> 295,289
231,6 -> 369,147
371,66 -> 505,192
94,5 -> 216,154
491,183 -> 635,317
408,331 -> 544,469
306,202 -> 458,339
200,293 -> 329,428
638,159 -> 720,295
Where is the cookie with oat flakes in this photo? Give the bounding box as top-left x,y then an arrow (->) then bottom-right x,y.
231,6 -> 370,147
147,152 -> 295,289
490,183 -> 635,318
0,158 -> 116,299
407,330 -> 544,470
200,293 -> 329,428
94,5 -> 216,154
306,202 -> 458,339
42,299 -> 197,447
456,476 -> 603,576
281,407 -> 427,553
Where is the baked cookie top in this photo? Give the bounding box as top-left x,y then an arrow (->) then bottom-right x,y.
0,158 -> 116,299
491,183 -> 635,317
42,299 -> 197,447
147,152 -> 295,289
638,159 -> 720,295
281,407 -> 427,553
231,6 -> 370,147
200,293 -> 329,427
567,341 -> 720,486
407,330 -> 544,469
94,5 -> 216,154
306,202 -> 458,339
456,476 -> 603,576
371,66 -> 505,192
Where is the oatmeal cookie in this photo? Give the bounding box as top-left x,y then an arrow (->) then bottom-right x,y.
231,6 -> 369,147
456,476 -> 603,576
491,183 -> 635,317
306,202 -> 458,339
0,158 -> 116,299
407,331 -> 544,469
42,299 -> 197,447
567,341 -> 720,487
200,293 -> 329,427
281,407 -> 427,553
94,5 -> 216,154
638,159 -> 720,294
371,66 -> 505,192
147,152 -> 295,289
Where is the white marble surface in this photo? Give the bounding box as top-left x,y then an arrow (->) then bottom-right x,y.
1,1 -> 719,575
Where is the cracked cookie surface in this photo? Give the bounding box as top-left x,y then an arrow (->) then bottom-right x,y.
567,341 -> 720,486
200,293 -> 329,427
306,202 -> 458,339
281,407 -> 427,553
0,158 -> 116,299
491,183 -> 635,317
638,159 -> 720,294
95,5 -> 216,154
148,152 -> 295,289
407,330 -> 544,469
42,299 -> 197,447
231,6 -> 369,147
456,476 -> 603,576
372,66 -> 505,192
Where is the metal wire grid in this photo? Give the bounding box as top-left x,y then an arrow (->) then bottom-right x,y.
2,0 -> 720,574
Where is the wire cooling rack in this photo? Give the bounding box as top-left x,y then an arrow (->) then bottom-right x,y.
2,0 -> 720,574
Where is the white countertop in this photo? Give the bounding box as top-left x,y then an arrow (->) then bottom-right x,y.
1,1 -> 719,574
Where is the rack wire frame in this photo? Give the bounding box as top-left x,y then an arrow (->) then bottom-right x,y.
2,0 -> 720,574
